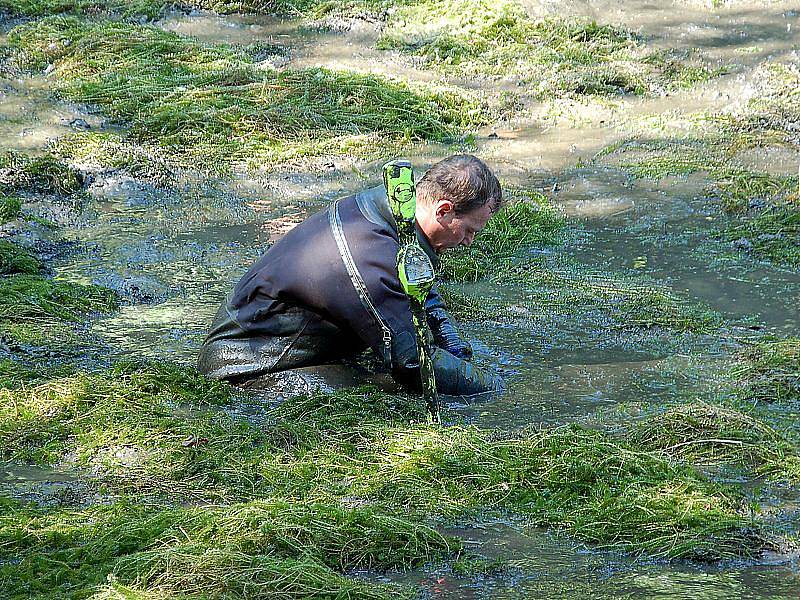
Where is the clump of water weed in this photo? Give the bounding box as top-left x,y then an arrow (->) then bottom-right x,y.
0,195 -> 21,223
0,240 -> 41,275
721,62 -> 800,147
0,0 -> 405,21
440,191 -> 564,282
626,402 -> 800,481
53,131 -> 188,186
0,363 -> 780,560
732,338 -> 800,404
378,0 -> 720,97
0,0 -> 166,19
440,195 -> 720,333
0,274 -> 118,323
0,272 -> 118,350
7,17 -> 491,172
0,497 -> 440,598
712,173 -> 799,267
0,150 -> 83,196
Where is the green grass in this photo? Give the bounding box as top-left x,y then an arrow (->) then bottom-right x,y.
0,150 -> 83,196
0,241 -> 42,275
440,192 -> 565,282
0,363 -> 779,561
0,195 -> 21,224
732,338 -> 800,404
6,17 -> 491,172
626,402 -> 800,482
377,0 -> 720,97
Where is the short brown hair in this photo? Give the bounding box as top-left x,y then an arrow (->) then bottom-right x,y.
417,155 -> 502,215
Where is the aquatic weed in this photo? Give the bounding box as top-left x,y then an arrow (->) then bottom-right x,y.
626,402 -> 800,482
0,195 -> 21,223
0,240 -> 42,275
440,192 -> 564,283
7,17 -> 490,170
0,150 -> 83,196
0,498 -> 430,598
732,338 -> 800,404
378,0 -> 719,97
0,364 -> 778,559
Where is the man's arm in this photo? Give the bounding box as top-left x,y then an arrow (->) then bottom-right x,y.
425,285 -> 473,360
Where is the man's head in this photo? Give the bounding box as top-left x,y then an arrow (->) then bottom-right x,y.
415,155 -> 502,253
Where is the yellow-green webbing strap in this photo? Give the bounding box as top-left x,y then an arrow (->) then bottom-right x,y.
383,160 -> 439,423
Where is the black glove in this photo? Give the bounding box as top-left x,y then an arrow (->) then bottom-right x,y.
432,348 -> 505,396
426,307 -> 473,360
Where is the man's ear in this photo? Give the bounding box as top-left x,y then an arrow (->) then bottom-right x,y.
434,199 -> 454,220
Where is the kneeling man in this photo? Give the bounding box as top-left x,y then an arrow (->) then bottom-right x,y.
198,154 -> 503,395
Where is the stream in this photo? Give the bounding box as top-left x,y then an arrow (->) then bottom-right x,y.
1,0 -> 799,596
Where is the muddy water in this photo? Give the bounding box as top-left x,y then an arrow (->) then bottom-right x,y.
2,0 -> 799,596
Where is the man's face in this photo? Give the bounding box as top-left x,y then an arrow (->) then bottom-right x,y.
431,202 -> 493,252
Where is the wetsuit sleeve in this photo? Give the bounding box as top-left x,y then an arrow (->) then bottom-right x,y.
425,285 -> 473,360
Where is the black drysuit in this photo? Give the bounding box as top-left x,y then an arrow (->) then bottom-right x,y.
197,186 -> 502,395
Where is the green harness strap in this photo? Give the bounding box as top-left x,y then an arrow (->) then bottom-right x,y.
383,160 -> 440,423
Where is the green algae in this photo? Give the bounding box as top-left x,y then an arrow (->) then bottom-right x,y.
0,498 -> 430,599
377,0 -> 720,97
626,402 -> 800,482
0,150 -> 83,196
0,195 -> 21,224
0,240 -> 42,275
0,363 -> 779,561
6,16 -> 490,171
732,338 -> 800,405
441,192 -> 565,283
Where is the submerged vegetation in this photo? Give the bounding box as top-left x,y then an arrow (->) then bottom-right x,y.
0,150 -> 83,196
0,362 -> 783,572
442,192 -> 565,282
627,403 -> 800,482
0,2 -> 798,597
0,0 -> 402,20
5,16 -> 491,173
378,0 -> 720,97
732,338 -> 800,404
0,149 -> 116,351
0,195 -> 22,224
595,58 -> 799,269
441,194 -> 721,333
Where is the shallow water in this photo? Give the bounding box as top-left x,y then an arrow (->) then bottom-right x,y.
2,0 -> 799,596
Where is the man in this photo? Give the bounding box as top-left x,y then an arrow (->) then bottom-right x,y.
198,154 -> 503,395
